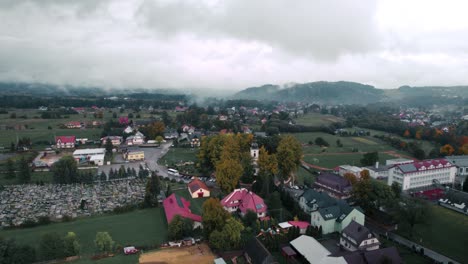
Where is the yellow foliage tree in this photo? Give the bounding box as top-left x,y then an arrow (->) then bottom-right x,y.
440,144 -> 455,156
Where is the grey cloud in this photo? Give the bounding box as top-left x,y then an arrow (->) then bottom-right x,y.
138,0 -> 381,60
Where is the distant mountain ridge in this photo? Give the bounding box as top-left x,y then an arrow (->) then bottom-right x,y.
233,81 -> 384,104
233,81 -> 468,104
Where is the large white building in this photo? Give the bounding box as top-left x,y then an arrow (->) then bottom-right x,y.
445,155 -> 468,188
388,158 -> 457,191
72,148 -> 106,166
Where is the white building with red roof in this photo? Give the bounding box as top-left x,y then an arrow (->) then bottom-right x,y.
55,136 -> 76,149
388,158 -> 457,191
163,193 -> 202,229
187,178 -> 210,198
220,188 -> 267,219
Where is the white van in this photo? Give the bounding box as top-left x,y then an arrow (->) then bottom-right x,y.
167,168 -> 179,176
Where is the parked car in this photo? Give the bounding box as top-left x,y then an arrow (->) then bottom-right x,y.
124,246 -> 138,255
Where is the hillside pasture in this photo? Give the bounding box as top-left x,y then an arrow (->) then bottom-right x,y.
294,113 -> 344,126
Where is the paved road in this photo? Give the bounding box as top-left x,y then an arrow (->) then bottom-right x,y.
98,141 -> 173,178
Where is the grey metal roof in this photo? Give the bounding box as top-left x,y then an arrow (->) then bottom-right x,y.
397,163 -> 417,173
341,221 -> 372,246
446,155 -> 468,167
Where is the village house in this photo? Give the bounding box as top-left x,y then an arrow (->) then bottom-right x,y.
340,221 -> 380,252
221,188 -> 267,219
187,178 -> 210,198
101,136 -> 123,146
290,235 -> 347,264
55,136 -> 76,149
163,129 -> 179,140
313,172 -> 352,199
126,131 -> 145,145
163,193 -> 202,229
123,125 -> 134,134
65,121 -> 82,129
124,151 -> 145,161
299,189 -> 364,235
388,158 -> 457,191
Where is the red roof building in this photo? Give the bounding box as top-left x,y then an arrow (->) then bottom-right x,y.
55,136 -> 76,149
187,178 -> 210,198
220,188 -> 267,218
163,193 -> 202,227
65,121 -> 82,129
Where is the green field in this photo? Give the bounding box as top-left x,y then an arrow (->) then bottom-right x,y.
289,132 -> 412,169
294,113 -> 344,127
397,205 -> 468,263
295,166 -> 316,185
0,208 -> 168,263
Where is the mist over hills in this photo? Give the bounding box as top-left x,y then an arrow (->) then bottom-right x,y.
0,81 -> 467,106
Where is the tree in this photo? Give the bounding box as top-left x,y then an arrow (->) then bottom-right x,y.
168,215 -> 184,240
209,230 -> 228,250
223,218 -> 245,249
394,198 -> 429,237
360,169 -> 370,180
267,191 -> 282,220
95,232 -> 115,254
63,232 -> 80,257
315,137 -> 329,147
17,156 -> 31,184
216,157 -> 243,194
277,135 -> 303,182
39,232 -> 65,261
360,152 -> 379,166
0,237 -> 36,264
202,198 -> 231,237
343,173 -> 358,185
243,210 -> 258,227
257,146 -> 278,195
5,158 -> 15,179
440,144 -> 455,156
144,173 -> 161,207
155,135 -> 164,146
351,174 -> 372,210
52,156 -> 79,184
104,138 -> 113,154
391,182 -> 402,198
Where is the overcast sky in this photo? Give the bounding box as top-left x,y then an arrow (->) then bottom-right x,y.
1,0 -> 467,92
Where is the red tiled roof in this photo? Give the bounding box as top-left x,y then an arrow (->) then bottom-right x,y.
221,188 -> 267,214
66,121 -> 81,126
188,178 -> 209,194
55,136 -> 76,143
288,221 -> 310,229
163,193 -> 202,223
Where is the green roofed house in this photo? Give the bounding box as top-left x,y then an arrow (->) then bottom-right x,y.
300,189 -> 364,235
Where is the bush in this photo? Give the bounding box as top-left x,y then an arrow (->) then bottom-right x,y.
113,204 -> 138,214
62,215 -> 73,222
170,178 -> 176,183
178,180 -> 184,184
37,216 -> 51,225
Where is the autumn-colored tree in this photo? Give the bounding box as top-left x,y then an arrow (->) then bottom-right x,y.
202,198 -> 231,237
216,157 -> 243,193
460,144 -> 468,155
440,144 -> 455,156
415,131 -> 422,140
351,174 -> 372,210
277,135 -> 303,182
257,146 -> 279,195
360,169 -> 370,180
144,121 -> 165,139
403,130 -> 410,137
343,172 -> 358,185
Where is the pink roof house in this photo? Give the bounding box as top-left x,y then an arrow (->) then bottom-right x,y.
220,188 -> 267,218
163,193 -> 202,229
55,136 -> 76,149
119,116 -> 129,125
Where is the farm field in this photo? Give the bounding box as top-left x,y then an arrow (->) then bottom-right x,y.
397,205 -> 468,263
0,208 -> 168,262
139,243 -> 216,264
294,112 -> 344,127
289,132 -> 416,169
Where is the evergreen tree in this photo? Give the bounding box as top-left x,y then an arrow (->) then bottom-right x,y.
6,158 -> 16,179
104,138 -> 113,154
17,156 -> 31,184
144,173 -> 161,207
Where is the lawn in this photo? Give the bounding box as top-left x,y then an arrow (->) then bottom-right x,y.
396,205 -> 468,263
303,152 -> 396,169
294,113 -> 344,127
159,147 -> 198,165
0,208 -> 168,260
295,166 -> 316,186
